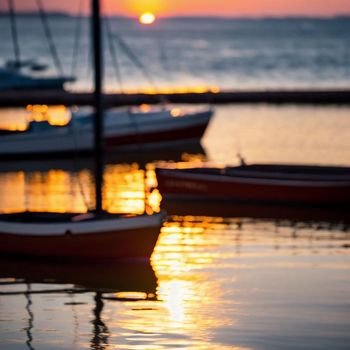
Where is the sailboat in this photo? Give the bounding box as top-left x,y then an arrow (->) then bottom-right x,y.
0,0 -> 164,261
0,5 -> 213,157
0,0 -> 74,91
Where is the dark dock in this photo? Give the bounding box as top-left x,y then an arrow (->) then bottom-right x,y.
0,89 -> 349,107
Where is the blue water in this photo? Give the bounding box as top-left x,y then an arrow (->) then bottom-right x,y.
0,15 -> 349,91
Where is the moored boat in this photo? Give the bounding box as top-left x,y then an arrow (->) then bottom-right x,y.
1,0 -> 75,91
0,212 -> 164,261
0,67 -> 75,91
0,107 -> 212,158
156,164 -> 350,207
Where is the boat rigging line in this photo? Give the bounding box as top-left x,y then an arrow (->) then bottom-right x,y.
35,0 -> 64,76
68,0 -> 92,210
8,0 -> 20,68
111,33 -> 168,104
70,0 -> 85,78
105,15 -> 125,94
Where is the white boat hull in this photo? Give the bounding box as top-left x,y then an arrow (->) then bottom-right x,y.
0,108 -> 213,157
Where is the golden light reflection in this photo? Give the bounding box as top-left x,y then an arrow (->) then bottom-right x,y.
25,170 -> 90,213
105,215 -> 244,349
113,291 -> 148,300
170,108 -> 183,117
0,172 -> 26,213
26,105 -> 71,126
104,164 -> 148,214
138,104 -> 152,113
0,108 -> 28,131
0,164 -> 162,215
113,85 -> 220,95
111,216 -> 239,346
0,106 -> 73,131
181,152 -> 207,164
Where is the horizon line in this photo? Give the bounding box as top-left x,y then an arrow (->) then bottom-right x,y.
0,11 -> 350,19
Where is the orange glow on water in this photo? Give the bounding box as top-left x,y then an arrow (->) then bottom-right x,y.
117,85 -> 220,95
0,164 -> 163,215
26,105 -> 71,126
170,108 -> 183,117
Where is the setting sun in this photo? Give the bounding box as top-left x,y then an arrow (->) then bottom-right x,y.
139,12 -> 156,25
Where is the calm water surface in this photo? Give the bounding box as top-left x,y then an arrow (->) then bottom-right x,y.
0,16 -> 350,91
0,104 -> 350,349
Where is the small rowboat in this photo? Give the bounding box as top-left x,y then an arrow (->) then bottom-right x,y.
156,164 -> 350,207
0,212 -> 164,262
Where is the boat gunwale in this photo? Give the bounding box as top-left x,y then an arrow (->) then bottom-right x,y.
0,211 -> 165,236
156,167 -> 350,187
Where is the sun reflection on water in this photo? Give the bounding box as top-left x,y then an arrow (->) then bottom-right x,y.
145,218 -> 235,343
99,214 -> 250,349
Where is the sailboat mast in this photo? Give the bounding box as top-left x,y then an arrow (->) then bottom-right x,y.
92,0 -> 104,213
8,0 -> 21,67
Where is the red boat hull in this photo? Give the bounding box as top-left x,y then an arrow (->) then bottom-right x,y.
0,213 -> 164,262
0,227 -> 159,261
156,168 -> 350,206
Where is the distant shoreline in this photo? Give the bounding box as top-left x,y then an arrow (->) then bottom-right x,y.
0,12 -> 349,21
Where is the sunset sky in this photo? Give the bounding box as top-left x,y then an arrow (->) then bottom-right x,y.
7,0 -> 350,17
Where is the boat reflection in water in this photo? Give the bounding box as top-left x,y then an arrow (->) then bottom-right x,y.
0,258 -> 158,350
160,198 -> 350,224
0,258 -> 157,296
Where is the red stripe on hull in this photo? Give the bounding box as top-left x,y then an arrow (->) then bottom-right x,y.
0,226 -> 160,262
106,121 -> 209,147
157,172 -> 350,205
